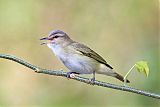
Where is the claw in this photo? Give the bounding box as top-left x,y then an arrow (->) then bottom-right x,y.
91,77 -> 95,82
66,72 -> 79,79
70,73 -> 76,78
34,68 -> 40,73
87,71 -> 96,85
66,72 -> 70,78
87,77 -> 95,85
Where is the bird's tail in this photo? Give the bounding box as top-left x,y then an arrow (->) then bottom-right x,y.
114,72 -> 130,83
98,64 -> 130,83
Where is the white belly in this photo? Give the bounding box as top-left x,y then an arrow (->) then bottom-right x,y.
47,44 -> 98,74
61,54 -> 98,74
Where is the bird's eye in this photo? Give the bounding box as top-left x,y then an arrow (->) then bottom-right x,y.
54,35 -> 59,38
48,35 -> 60,40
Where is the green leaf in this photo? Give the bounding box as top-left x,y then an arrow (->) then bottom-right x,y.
135,61 -> 149,77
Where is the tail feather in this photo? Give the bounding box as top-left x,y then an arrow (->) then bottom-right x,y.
115,73 -> 130,83
98,64 -> 130,83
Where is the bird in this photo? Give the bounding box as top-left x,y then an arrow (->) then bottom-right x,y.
40,30 -> 130,83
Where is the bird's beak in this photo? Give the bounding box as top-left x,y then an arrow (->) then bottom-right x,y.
40,37 -> 48,45
40,37 -> 48,40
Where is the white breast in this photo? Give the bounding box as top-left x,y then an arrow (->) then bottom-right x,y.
47,43 -> 98,74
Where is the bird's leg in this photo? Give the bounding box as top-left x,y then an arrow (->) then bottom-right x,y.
88,71 -> 96,85
91,71 -> 96,82
66,71 -> 79,79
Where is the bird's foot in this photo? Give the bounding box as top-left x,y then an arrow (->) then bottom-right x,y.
34,68 -> 41,73
66,72 -> 79,79
87,77 -> 95,85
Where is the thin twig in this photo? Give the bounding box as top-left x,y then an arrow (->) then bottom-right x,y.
0,54 -> 159,99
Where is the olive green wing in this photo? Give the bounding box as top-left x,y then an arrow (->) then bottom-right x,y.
71,42 -> 113,69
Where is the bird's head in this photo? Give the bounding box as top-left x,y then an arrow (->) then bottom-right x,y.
40,30 -> 71,46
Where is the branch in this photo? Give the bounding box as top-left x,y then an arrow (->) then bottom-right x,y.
0,54 -> 160,99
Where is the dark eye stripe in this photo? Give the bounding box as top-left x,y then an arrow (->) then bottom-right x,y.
54,36 -> 59,38
48,35 -> 59,40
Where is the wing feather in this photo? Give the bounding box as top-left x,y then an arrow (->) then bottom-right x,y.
70,42 -> 113,69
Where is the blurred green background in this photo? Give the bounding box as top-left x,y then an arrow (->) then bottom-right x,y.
0,0 -> 159,106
